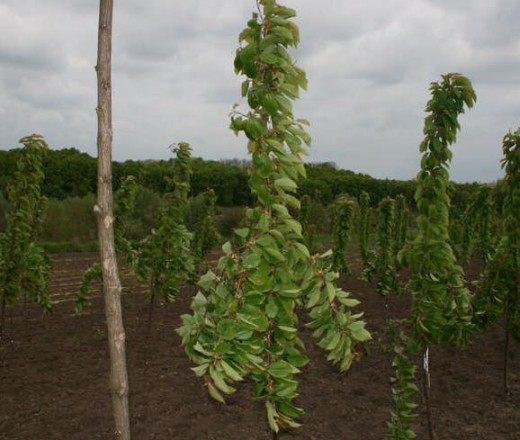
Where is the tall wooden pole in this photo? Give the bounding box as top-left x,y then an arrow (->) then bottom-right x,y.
95,0 -> 131,438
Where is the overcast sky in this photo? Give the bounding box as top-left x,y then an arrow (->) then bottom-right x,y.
1,1 -> 519,182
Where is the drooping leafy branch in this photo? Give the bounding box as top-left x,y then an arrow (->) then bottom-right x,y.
332,195 -> 356,276
177,1 -> 369,434
0,134 -> 52,328
472,128 -> 519,393
75,263 -> 102,313
136,143 -> 195,303
303,249 -> 370,372
389,74 -> 476,439
358,191 -> 371,267
363,197 -> 399,301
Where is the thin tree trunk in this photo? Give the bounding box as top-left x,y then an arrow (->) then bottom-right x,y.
23,292 -> 28,334
96,1 -> 131,438
144,280 -> 157,367
503,315 -> 509,395
0,297 -> 6,340
147,278 -> 156,331
422,348 -> 435,440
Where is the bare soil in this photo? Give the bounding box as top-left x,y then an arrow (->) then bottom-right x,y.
0,252 -> 518,439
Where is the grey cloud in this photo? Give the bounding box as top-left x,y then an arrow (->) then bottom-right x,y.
1,0 -> 518,182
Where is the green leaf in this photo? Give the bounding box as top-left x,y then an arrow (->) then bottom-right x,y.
274,177 -> 297,191
349,321 -> 371,342
207,381 -> 226,404
210,366 -> 236,394
266,400 -> 279,433
325,281 -> 336,302
338,296 -> 360,307
266,297 -> 278,318
279,288 -> 300,298
194,342 -> 212,356
217,319 -> 237,340
260,50 -> 280,65
306,287 -> 321,308
268,360 -> 298,378
278,325 -> 297,333
191,363 -> 209,377
293,242 -> 310,258
220,360 -> 243,381
244,252 -> 261,269
235,227 -> 250,238
197,271 -> 216,290
264,246 -> 285,262
222,241 -> 232,255
283,218 -> 302,236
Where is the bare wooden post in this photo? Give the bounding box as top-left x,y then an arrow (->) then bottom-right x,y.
96,0 -> 131,438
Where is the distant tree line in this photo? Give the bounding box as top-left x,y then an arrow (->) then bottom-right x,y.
0,147 -> 487,209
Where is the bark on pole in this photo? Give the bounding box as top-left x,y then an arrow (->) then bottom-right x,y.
95,0 -> 131,438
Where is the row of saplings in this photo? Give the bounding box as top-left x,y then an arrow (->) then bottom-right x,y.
0,1 -> 518,439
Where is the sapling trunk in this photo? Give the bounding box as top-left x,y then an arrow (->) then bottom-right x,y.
389,74 -> 476,439
96,0 -> 131,437
23,292 -> 28,333
0,298 -> 5,339
503,314 -> 509,395
147,278 -> 157,332
421,348 -> 435,440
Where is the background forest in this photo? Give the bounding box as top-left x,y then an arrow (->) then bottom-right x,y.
0,146 -> 489,250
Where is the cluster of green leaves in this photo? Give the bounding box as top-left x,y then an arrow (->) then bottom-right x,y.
389,74 -> 476,439
332,195 -> 356,276
460,187 -> 495,262
303,249 -> 370,371
394,194 -> 408,259
0,134 -> 52,313
363,197 -> 399,299
192,189 -> 221,266
75,263 -> 102,313
177,1 -> 369,433
357,191 -> 371,266
136,143 -> 195,302
473,128 -> 519,340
